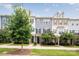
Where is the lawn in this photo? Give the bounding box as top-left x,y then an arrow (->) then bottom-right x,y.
9,44 -> 29,46
32,49 -> 79,56
0,48 -> 79,56
0,48 -> 16,54
0,43 -> 11,45
0,48 -> 31,55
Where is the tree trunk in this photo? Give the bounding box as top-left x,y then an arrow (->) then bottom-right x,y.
71,39 -> 74,46
21,40 -> 23,50
55,39 -> 56,45
29,39 -> 31,44
57,38 -> 60,46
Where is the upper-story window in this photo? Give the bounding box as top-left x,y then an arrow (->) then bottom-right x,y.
47,29 -> 51,32
37,19 -> 40,21
45,21 -> 48,24
76,24 -> 78,26
36,28 -> 41,34
72,30 -> 75,33
72,23 -> 74,26
54,20 -> 57,25
64,22 -> 67,25
43,19 -> 50,24
39,29 -> 41,33
43,29 -> 47,33
59,22 -> 62,25
36,29 -> 38,34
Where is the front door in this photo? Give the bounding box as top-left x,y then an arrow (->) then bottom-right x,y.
37,36 -> 40,43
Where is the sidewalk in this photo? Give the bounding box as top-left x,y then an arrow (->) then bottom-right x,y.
0,44 -> 79,50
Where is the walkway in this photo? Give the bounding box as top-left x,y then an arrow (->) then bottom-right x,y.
0,44 -> 79,50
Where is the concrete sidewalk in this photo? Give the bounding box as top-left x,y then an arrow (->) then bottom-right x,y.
0,44 -> 79,50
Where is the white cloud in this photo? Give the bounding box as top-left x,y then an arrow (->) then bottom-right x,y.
0,4 -> 13,10
68,3 -> 76,5
68,3 -> 79,7
75,8 -> 79,11
52,4 -> 59,7
32,12 -> 41,17
44,8 -> 49,12
44,8 -> 50,12
4,4 -> 13,10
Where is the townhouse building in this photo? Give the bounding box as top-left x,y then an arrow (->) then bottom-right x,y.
0,11 -> 79,43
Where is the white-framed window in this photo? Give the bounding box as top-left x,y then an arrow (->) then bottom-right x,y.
76,24 -> 78,26
72,23 -> 74,26
36,28 -> 41,34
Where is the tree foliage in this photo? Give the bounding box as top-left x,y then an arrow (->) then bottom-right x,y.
8,7 -> 32,44
41,32 -> 57,45
60,32 -> 75,45
0,29 -> 11,43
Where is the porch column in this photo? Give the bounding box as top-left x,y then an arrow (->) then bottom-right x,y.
34,35 -> 36,43
35,36 -> 37,43
29,39 -> 31,44
58,38 -> 60,46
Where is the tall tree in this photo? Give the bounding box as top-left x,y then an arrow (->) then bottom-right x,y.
8,7 -> 32,49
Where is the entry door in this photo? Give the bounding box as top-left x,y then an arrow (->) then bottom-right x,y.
37,36 -> 40,43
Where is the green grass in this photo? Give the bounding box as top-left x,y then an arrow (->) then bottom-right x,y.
9,44 -> 29,46
32,49 -> 79,56
0,43 -> 11,45
0,48 -> 16,54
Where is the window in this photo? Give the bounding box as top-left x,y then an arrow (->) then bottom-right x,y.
72,30 -> 75,33
36,29 -> 38,34
59,22 -> 62,25
39,29 -> 41,33
71,30 -> 75,33
64,23 -> 67,25
36,28 -> 41,34
43,29 -> 46,33
76,24 -> 78,26
59,31 -> 63,34
54,22 -> 57,25
72,23 -> 74,25
43,29 -> 50,33
47,29 -> 50,32
54,20 -> 57,25
46,22 -> 48,24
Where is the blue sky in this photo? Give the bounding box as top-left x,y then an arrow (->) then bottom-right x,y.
0,3 -> 79,18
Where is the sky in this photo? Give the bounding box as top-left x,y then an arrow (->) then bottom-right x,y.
0,3 -> 79,18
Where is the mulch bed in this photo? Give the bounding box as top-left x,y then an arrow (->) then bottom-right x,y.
7,49 -> 32,55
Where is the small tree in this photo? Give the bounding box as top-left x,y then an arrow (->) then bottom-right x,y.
75,35 -> 79,45
41,33 -> 51,45
0,29 -> 11,43
48,32 -> 57,45
8,7 -> 32,49
60,32 -> 75,46
41,32 -> 57,45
